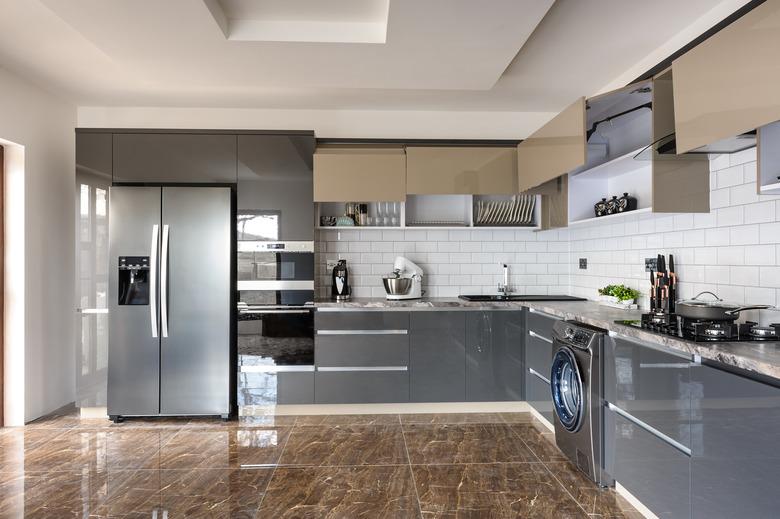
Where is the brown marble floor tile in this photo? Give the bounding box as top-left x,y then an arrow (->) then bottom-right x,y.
237,414 -> 298,427
21,430 -> 104,472
154,427 -> 290,469
280,425 -> 408,466
545,461 -> 640,518
509,424 -> 567,463
103,428 -> 178,470
498,412 -> 535,424
92,468 -> 163,517
0,428 -> 67,471
400,413 -> 504,425
403,424 -> 536,465
295,414 -> 401,426
257,465 -> 420,518
159,467 -> 273,518
412,463 -> 588,518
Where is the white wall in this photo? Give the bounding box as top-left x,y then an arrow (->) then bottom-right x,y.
0,66 -> 76,424
569,147 -> 780,325
77,106 -> 554,140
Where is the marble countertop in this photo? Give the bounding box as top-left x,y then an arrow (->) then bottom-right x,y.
315,297 -> 780,381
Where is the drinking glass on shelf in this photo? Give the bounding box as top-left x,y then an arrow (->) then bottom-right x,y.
390,202 -> 399,227
376,202 -> 385,227
383,202 -> 391,226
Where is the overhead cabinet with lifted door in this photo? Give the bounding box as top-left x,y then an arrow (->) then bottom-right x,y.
406,146 -> 518,195
313,147 -> 406,202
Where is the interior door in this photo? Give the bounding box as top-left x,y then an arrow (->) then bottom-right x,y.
160,187 -> 231,415
107,186 -> 162,416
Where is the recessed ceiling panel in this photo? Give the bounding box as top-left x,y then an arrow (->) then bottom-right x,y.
208,0 -> 390,43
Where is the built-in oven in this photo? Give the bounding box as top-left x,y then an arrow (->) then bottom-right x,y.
237,241 -> 314,306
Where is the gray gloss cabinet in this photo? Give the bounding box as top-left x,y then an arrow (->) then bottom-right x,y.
465,311 -> 524,401
690,364 -> 780,519
610,411 -> 691,518
524,310 -> 557,422
113,133 -> 238,183
314,311 -> 410,404
410,312 -> 466,402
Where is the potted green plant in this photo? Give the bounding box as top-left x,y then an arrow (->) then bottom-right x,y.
597,284 -> 640,308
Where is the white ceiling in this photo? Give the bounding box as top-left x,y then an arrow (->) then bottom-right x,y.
0,0 -> 750,113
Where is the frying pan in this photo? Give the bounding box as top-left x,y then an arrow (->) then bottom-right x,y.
676,291 -> 771,321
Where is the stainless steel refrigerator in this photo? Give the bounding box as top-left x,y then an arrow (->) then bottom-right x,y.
107,186 -> 232,421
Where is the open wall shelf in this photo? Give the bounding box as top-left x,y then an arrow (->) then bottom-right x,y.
315,194 -> 541,230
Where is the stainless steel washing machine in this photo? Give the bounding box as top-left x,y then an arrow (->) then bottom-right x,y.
550,320 -> 612,487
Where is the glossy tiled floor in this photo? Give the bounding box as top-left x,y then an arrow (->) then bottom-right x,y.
0,407 -> 642,518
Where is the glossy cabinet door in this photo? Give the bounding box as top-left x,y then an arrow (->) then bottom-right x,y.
113,133 -> 238,183
528,175 -> 568,230
409,312 -> 466,402
76,132 -> 113,181
465,311 -> 524,401
313,147 -> 406,202
524,310 -> 557,423
517,97 -> 586,192
237,134 -> 315,241
673,1 -> 780,153
406,147 -> 517,195
610,411 -> 691,518
651,69 -> 710,213
690,364 -> 780,519
758,120 -> 780,194
238,371 -> 314,406
604,336 -> 692,447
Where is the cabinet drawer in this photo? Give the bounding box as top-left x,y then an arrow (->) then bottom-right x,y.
316,334 -> 409,367
611,411 -> 690,519
315,311 -> 409,331
526,371 -> 553,425
238,370 -> 314,406
526,310 -> 558,340
526,333 -> 553,375
605,336 -> 692,447
315,371 -> 409,403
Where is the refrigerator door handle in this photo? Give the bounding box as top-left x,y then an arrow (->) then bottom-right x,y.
150,224 -> 159,338
161,224 -> 170,338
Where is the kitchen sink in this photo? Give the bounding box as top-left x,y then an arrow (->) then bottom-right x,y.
458,294 -> 587,302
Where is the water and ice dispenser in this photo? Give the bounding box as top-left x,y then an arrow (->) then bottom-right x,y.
118,256 -> 150,305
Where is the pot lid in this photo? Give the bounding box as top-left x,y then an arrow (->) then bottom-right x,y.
677,291 -> 740,309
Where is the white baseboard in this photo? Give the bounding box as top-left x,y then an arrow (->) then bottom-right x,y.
241,401 -> 530,416
615,482 -> 659,519
79,406 -> 108,419
528,407 -> 555,432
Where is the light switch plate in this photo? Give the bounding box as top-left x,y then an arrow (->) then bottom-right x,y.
579,258 -> 587,270
645,257 -> 658,272
326,260 -> 339,270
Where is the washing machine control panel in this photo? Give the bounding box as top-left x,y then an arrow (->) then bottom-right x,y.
563,326 -> 593,348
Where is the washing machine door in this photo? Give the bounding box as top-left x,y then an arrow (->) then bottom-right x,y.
550,346 -> 585,432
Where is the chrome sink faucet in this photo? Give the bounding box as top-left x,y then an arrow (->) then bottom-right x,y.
498,264 -> 512,295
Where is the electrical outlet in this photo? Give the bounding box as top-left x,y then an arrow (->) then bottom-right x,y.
579,258 -> 587,270
326,260 -> 338,270
645,257 -> 658,272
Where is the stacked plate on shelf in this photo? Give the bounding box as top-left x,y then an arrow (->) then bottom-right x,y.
474,195 -> 535,226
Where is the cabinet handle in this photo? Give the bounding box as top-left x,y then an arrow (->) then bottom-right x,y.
528,367 -> 551,385
528,330 -> 553,344
316,330 -> 408,335
149,224 -> 159,338
240,365 -> 315,373
316,366 -> 408,372
606,402 -> 692,457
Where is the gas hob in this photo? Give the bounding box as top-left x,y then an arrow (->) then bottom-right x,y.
618,313 -> 780,343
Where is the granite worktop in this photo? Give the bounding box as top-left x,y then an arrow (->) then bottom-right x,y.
315,297 -> 780,381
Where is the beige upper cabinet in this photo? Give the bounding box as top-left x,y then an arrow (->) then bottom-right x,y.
405,146 -> 517,195
313,147 -> 406,202
517,97 -> 586,193
673,1 -> 780,153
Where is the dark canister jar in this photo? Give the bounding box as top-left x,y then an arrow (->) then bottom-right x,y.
606,195 -> 619,215
616,192 -> 637,213
594,198 -> 608,217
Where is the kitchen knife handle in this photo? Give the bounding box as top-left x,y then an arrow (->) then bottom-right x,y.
161,224 -> 169,338
150,224 -> 159,338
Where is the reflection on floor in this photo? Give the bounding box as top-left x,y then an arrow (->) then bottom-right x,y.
0,406 -> 642,518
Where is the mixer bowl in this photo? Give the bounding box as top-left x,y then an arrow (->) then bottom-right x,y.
383,277 -> 412,295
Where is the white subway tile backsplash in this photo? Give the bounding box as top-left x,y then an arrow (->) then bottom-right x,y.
717,164 -> 743,188
760,267 -> 780,288
716,206 -> 744,227
729,266 -> 759,286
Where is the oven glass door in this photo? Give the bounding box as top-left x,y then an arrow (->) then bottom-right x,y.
238,306 -> 314,367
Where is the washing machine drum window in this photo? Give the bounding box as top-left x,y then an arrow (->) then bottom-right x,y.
551,347 -> 584,432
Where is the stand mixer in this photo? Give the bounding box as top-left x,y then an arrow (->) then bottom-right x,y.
383,256 -> 424,300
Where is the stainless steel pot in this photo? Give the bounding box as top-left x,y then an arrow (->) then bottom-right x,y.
676,291 -> 771,321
